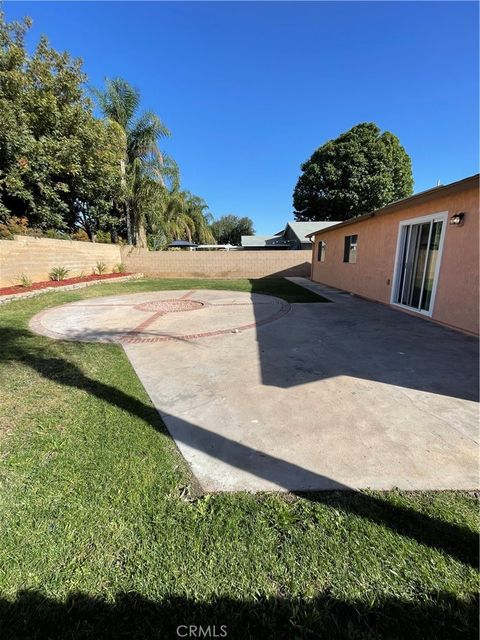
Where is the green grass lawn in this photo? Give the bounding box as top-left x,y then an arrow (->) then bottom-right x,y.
0,278 -> 478,639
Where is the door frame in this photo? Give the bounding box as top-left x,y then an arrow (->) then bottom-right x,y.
390,211 -> 448,317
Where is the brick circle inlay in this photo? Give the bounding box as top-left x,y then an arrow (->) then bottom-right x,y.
134,299 -> 204,314
29,291 -> 292,345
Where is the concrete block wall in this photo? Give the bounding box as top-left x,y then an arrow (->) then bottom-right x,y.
0,236 -> 122,287
121,247 -> 312,279
0,236 -> 312,287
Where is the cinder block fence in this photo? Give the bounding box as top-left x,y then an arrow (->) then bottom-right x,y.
121,247 -> 312,279
0,236 -> 312,287
0,236 -> 122,287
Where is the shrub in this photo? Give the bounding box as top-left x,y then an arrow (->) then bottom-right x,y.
49,266 -> 70,281
44,229 -> 69,240
93,262 -> 107,275
71,229 -> 90,242
113,262 -> 126,274
0,224 -> 12,240
95,230 -> 111,244
18,273 -> 33,288
0,216 -> 30,239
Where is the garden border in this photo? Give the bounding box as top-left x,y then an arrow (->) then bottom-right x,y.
0,273 -> 144,305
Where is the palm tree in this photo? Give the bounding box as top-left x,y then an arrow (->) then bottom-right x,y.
147,189 -> 214,249
181,192 -> 215,244
94,78 -> 175,246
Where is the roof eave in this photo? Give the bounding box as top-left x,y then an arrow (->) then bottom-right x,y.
305,173 -> 479,238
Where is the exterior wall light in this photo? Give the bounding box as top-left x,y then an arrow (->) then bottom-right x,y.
449,212 -> 465,226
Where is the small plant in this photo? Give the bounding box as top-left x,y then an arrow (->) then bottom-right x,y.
49,266 -> 69,281
114,262 -> 126,274
93,261 -> 107,275
18,273 -> 33,288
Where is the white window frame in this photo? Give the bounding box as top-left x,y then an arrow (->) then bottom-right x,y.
390,211 -> 448,318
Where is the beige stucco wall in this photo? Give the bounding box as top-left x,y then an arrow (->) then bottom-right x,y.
311,185 -> 479,334
0,236 -> 122,287
122,247 -> 312,279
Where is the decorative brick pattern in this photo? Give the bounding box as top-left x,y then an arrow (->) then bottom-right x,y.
120,297 -> 291,344
29,291 -> 292,345
133,299 -> 204,313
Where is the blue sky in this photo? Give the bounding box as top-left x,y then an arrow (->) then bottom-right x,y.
5,1 -> 479,234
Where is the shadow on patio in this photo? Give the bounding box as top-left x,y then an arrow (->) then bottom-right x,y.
251,281 -> 479,402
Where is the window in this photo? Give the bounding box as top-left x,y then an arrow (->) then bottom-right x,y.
317,241 -> 326,262
343,235 -> 358,263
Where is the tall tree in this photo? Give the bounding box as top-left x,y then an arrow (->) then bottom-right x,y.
148,189 -> 215,249
210,215 -> 255,245
0,11 -> 123,235
182,193 -> 215,244
94,78 -> 176,246
293,123 -> 414,222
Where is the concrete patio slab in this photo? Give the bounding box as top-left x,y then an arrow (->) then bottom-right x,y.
30,286 -> 479,492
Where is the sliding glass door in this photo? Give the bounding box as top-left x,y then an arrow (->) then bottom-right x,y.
394,216 -> 445,314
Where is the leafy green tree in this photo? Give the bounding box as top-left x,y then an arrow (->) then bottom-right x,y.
94,78 -> 177,246
210,215 -> 255,245
0,11 -> 123,237
0,13 -> 214,247
293,123 -> 413,221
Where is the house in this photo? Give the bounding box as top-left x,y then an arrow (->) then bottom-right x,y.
308,174 -> 479,335
241,221 -> 340,250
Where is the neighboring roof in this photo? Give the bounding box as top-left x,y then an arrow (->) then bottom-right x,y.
286,221 -> 340,242
241,235 -> 275,247
241,221 -> 340,247
306,173 -> 480,238
241,234 -> 290,247
168,239 -> 198,247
